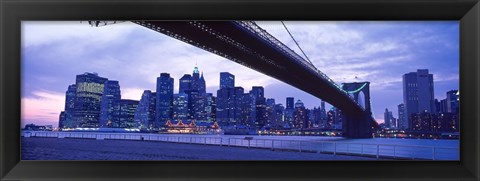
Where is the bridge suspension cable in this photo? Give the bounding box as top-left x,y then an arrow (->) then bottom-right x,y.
280,21 -> 314,66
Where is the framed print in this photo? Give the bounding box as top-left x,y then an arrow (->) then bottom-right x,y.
1,0 -> 479,180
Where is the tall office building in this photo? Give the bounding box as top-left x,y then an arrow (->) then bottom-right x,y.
241,93 -> 255,127
294,100 -> 308,129
397,103 -> 407,129
59,84 -> 77,128
216,88 -> 230,126
72,72 -> 108,128
99,80 -> 121,127
172,93 -> 189,120
319,101 -> 327,128
264,98 -> 276,128
58,112 -> 66,128
134,90 -> 156,129
384,108 -> 392,128
156,73 -> 174,128
250,86 -> 266,130
185,90 -> 199,120
205,93 -> 216,123
326,109 -> 336,129
402,69 -> 434,130
179,74 -> 192,94
446,90 -> 459,114
219,72 -> 234,89
284,97 -> 295,128
273,104 -> 285,129
65,84 -> 77,112
191,66 -> 206,95
118,99 -> 139,128
232,87 -> 246,127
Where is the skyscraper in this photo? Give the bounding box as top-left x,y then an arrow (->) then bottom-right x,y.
403,69 -> 434,130
65,84 -> 76,112
191,66 -> 206,95
156,73 -> 174,128
326,108 -> 336,129
446,90 -> 459,114
198,73 -> 206,95
273,104 -> 285,129
384,108 -> 391,128
99,80 -> 121,127
284,97 -> 295,128
286,97 -> 294,109
319,101 -> 327,128
134,90 -> 156,130
220,72 -> 234,89
216,88 -> 230,126
294,100 -> 308,129
179,74 -> 192,94
398,103 -> 407,129
59,84 -> 77,128
118,99 -> 139,128
205,93 -> 216,123
172,93 -> 189,120
72,72 -> 108,128
250,86 -> 266,130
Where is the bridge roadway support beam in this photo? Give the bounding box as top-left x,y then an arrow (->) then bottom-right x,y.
342,112 -> 373,138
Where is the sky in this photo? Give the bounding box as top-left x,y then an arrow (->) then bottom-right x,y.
21,21 -> 459,127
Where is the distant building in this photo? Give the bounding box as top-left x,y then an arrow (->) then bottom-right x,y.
446,90 -> 459,114
384,108 -> 395,129
251,87 -> 266,130
134,90 -> 156,130
99,80 -> 121,128
179,74 -> 192,94
72,72 -> 108,128
219,72 -> 234,89
334,108 -> 344,129
205,93 -> 216,123
403,69 -> 434,130
118,99 -> 139,128
156,73 -> 174,128
294,100 -> 308,129
172,93 -> 189,121
284,97 -> 295,128
273,104 -> 285,129
265,98 -> 276,128
24,124 -> 53,131
397,103 -> 407,129
59,84 -> 76,128
410,111 -> 459,133
191,67 -> 206,95
326,108 -> 336,129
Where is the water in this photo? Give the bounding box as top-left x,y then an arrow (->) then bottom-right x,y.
22,131 -> 459,160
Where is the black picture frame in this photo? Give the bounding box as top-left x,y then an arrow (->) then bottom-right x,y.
1,0 -> 478,180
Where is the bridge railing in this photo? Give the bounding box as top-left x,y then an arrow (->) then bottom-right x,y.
23,131 -> 459,160
235,21 -> 363,109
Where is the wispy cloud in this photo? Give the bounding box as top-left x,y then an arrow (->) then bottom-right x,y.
21,90 -> 65,126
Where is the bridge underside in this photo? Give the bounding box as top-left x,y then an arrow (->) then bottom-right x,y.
343,112 -> 373,138
134,21 -> 372,138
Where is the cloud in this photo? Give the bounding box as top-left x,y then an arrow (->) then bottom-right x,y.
22,90 -> 65,126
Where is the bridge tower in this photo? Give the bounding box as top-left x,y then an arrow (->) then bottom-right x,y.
341,82 -> 373,138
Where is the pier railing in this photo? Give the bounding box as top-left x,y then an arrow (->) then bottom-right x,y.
22,131 -> 459,160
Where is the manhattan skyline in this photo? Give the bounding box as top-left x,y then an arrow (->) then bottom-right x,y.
21,21 -> 459,127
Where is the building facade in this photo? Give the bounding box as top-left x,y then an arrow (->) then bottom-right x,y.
156,73 -> 174,128
402,69 -> 434,130
99,80 -> 121,127
72,72 -> 108,128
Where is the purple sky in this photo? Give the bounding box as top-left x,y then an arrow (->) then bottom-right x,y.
21,21 -> 459,127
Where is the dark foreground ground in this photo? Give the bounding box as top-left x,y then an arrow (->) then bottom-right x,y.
22,137 -> 378,160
